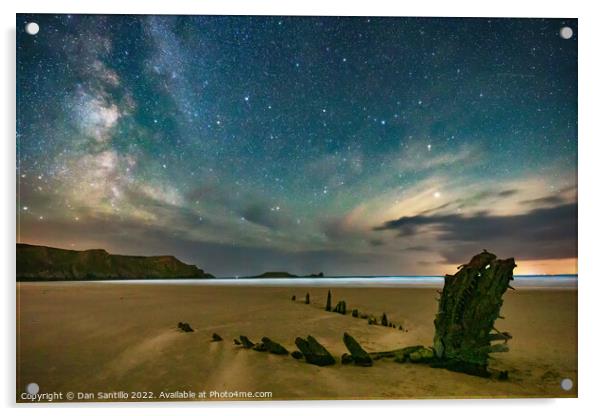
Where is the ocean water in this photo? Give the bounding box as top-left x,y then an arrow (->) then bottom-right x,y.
99,275 -> 577,289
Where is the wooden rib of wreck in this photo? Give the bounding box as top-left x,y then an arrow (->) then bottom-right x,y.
325,290 -> 332,311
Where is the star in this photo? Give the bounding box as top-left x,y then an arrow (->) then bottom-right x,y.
15,14 -> 577,276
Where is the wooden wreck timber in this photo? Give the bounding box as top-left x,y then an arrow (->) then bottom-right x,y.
177,322 -> 194,332
234,251 -> 514,377
237,335 -> 255,349
295,335 -> 336,366
432,250 -> 516,376
342,332 -> 373,366
325,290 -> 332,311
332,300 -> 347,314
370,250 -> 515,377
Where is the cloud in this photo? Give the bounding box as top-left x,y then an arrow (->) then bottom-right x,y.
520,195 -> 565,207
240,203 -> 294,231
18,214 -> 388,277
453,189 -> 520,210
375,202 -> 577,261
394,143 -> 481,174
405,245 -> 430,251
497,189 -> 520,197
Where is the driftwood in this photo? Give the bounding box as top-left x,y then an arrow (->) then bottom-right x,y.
371,250 -> 516,377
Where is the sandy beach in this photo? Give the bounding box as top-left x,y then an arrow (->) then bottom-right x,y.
16,283 -> 577,401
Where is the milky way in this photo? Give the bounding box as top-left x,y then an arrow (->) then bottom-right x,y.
16,15 -> 577,276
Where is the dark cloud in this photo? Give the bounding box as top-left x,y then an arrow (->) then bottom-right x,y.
320,217 -> 361,242
19,215 -> 386,276
240,203 -> 293,230
417,189 -> 520,217
455,189 -> 520,209
417,202 -> 454,216
405,245 -> 430,251
520,195 -> 565,207
497,189 -> 519,197
376,202 -> 576,261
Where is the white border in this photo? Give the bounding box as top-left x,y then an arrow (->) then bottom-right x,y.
3,1 -> 601,415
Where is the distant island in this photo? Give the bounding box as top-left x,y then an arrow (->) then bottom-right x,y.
249,271 -> 299,278
16,243 -> 214,281
247,271 -> 325,278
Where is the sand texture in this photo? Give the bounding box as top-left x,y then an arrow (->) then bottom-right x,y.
16,283 -> 577,401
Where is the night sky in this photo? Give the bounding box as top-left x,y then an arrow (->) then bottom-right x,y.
16,15 -> 577,276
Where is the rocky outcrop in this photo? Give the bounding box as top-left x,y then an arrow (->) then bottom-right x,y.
16,243 -> 213,281
325,290 -> 332,311
294,336 -> 335,366
211,333 -> 223,342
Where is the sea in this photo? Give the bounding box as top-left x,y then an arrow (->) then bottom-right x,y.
99,275 -> 577,289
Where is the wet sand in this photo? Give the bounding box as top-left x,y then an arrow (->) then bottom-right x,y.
16,283 -> 577,401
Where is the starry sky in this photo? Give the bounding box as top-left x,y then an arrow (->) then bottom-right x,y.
16,15 -> 577,277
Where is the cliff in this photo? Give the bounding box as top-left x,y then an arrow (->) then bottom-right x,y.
16,243 -> 214,281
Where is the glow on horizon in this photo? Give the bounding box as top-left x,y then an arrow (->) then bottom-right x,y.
513,258 -> 577,276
